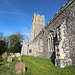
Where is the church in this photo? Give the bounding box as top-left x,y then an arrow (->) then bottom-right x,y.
21,0 -> 75,68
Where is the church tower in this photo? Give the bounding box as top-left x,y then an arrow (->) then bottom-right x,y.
30,12 -> 45,42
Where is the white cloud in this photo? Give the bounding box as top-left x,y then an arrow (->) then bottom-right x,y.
0,10 -> 25,16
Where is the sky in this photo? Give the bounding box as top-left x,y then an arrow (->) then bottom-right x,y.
0,0 -> 67,38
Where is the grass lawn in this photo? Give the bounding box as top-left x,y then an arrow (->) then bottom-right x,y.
0,55 -> 75,75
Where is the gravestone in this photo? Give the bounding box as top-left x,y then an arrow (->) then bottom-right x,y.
17,56 -> 21,61
2,52 -> 7,59
15,62 -> 25,74
5,64 -> 10,67
7,56 -> 12,62
15,53 -> 20,57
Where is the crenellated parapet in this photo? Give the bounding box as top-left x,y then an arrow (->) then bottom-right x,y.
30,12 -> 45,42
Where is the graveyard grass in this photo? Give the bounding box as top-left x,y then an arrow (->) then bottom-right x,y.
0,55 -> 75,75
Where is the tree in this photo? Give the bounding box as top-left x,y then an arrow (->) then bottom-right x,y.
0,32 -> 8,55
0,40 -> 8,55
7,32 -> 24,53
0,32 -> 4,40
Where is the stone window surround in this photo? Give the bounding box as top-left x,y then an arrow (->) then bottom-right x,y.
48,31 -> 54,52
57,26 -> 62,41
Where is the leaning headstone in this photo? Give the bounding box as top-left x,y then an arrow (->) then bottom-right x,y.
6,73 -> 10,75
7,56 -> 12,62
10,53 -> 13,56
15,53 -> 21,57
17,56 -> 21,61
15,62 -> 25,74
2,52 -> 7,59
5,64 -> 10,67
11,54 -> 15,58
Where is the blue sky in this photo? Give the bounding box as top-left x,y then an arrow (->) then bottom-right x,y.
0,0 -> 67,38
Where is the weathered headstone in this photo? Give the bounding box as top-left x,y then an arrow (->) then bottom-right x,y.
7,56 -> 12,62
2,52 -> 7,59
17,56 -> 21,61
9,53 -> 15,58
15,53 -> 20,57
10,53 -> 13,56
5,64 -> 10,67
11,54 -> 15,58
15,62 -> 25,74
6,73 -> 10,75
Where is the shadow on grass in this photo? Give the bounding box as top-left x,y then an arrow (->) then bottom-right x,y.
0,64 -> 2,66
12,59 -> 15,61
0,59 -> 3,62
0,57 -> 3,66
25,67 -> 28,72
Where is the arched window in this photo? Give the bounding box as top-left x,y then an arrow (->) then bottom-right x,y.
48,31 -> 54,52
29,49 -> 32,53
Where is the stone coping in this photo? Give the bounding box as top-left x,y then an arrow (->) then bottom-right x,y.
45,0 -> 74,29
